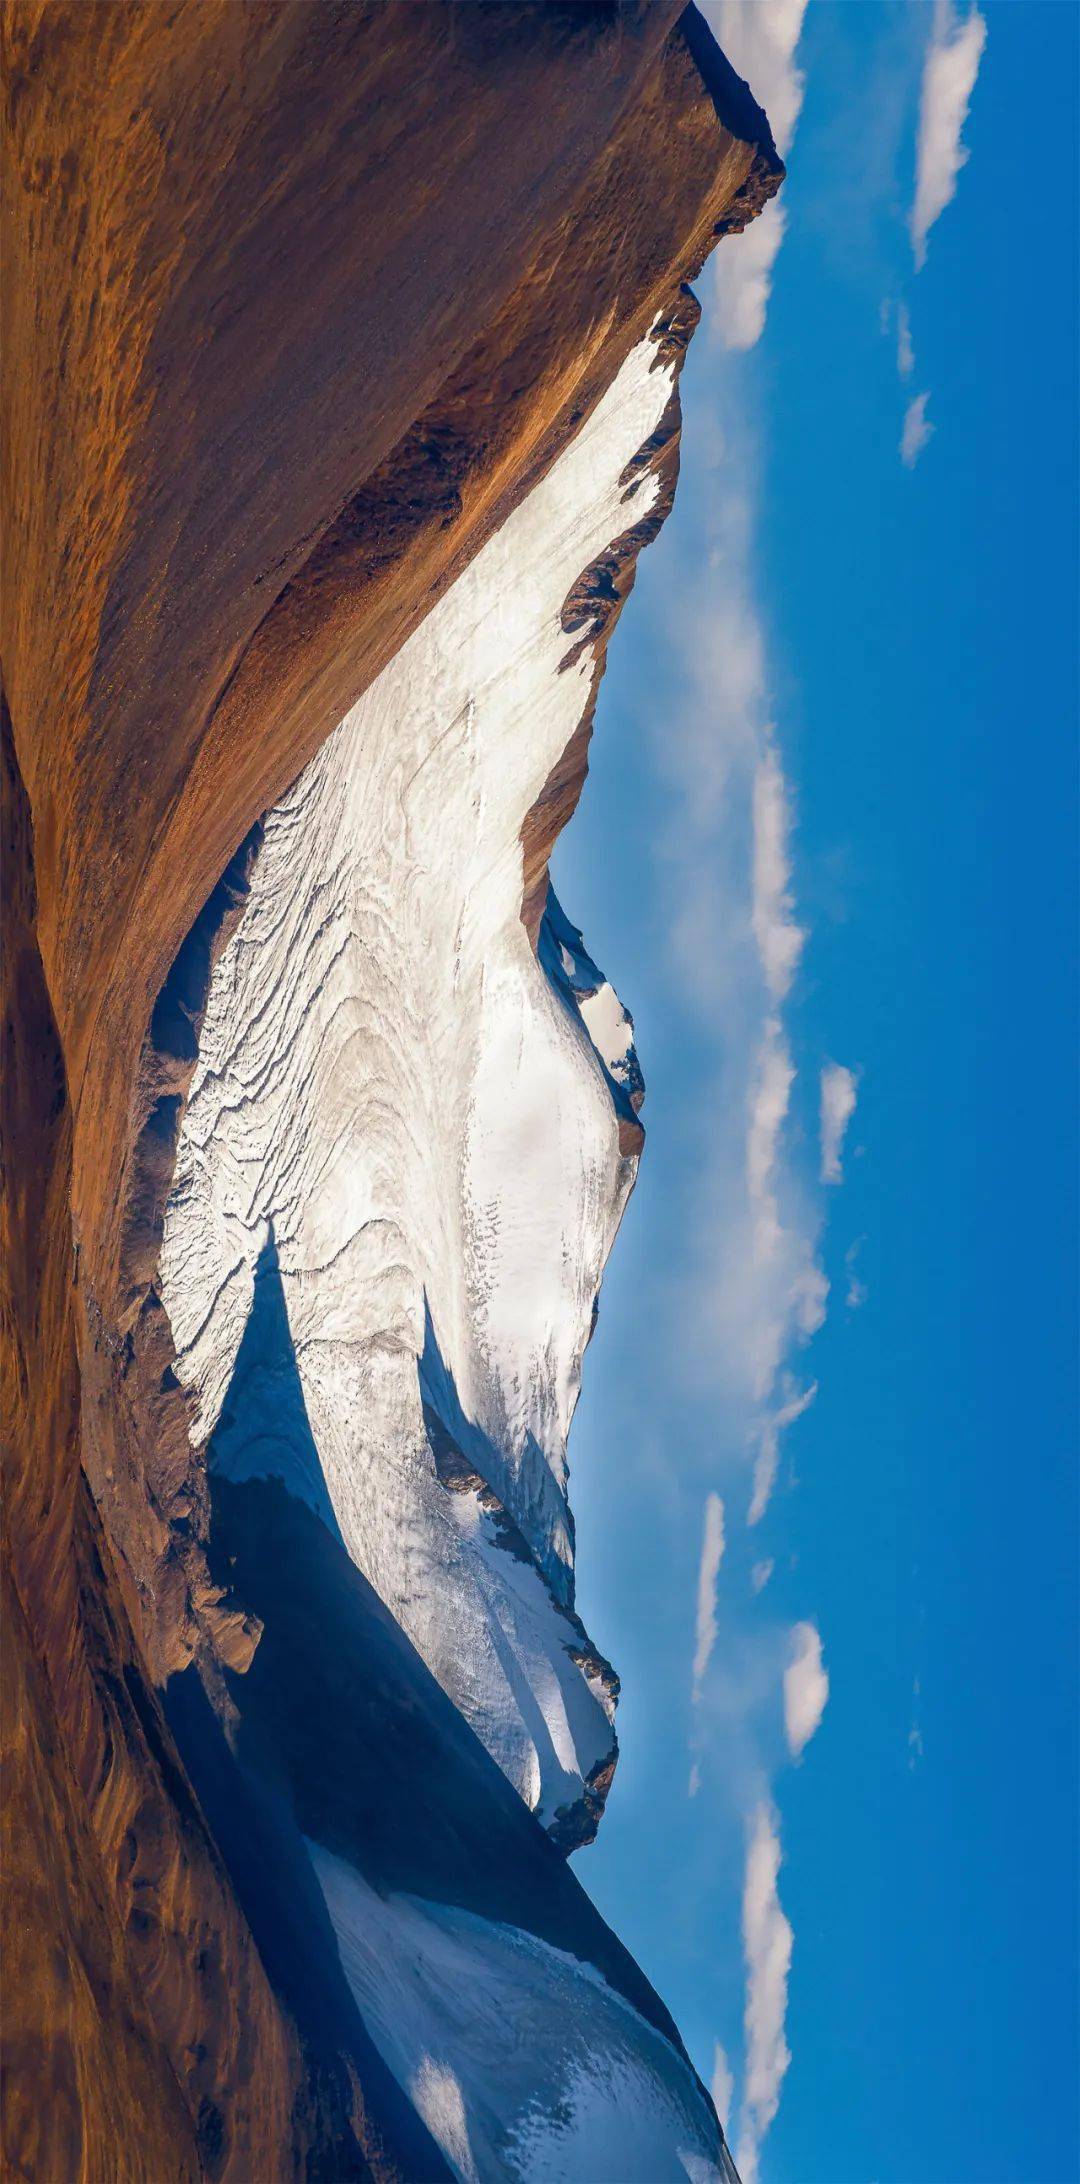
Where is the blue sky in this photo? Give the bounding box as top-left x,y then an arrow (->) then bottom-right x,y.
553,4 -> 1078,2180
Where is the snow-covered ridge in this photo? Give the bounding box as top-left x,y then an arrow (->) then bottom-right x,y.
160,324 -> 675,1844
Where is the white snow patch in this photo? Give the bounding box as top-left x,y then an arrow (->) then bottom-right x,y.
411,2058 -> 480,2184
578,984 -> 636,1077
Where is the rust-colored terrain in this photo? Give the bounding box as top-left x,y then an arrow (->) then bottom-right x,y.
1,5 -> 781,2176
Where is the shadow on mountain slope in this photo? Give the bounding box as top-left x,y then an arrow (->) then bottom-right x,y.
169,1227 -> 701,2074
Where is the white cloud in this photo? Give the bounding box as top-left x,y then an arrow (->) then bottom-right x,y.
688,1760 -> 702,1799
896,300 -> 915,379
715,1007 -> 827,1475
710,0 -> 808,155
845,1237 -> 867,1310
900,390 -> 934,468
692,1493 -> 728,1702
752,745 -> 805,1003
819,1060 -> 858,1184
653,536 -> 827,1457
680,1031 -> 826,1457
736,1803 -> 793,2184
751,1558 -> 774,1595
910,0 -> 987,270
783,1621 -> 829,1757
750,1375 -> 817,1525
747,1019 -> 795,1210
908,1675 -> 924,1769
711,2042 -> 735,2133
712,201 -> 788,354
702,0 -> 809,349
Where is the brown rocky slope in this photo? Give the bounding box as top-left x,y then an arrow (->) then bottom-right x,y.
1,6 -> 781,2176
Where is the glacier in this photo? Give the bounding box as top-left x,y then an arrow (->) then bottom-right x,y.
161,324 -> 677,1844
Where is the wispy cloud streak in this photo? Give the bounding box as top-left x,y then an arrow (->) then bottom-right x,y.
752,746 -> 805,1004
736,1803 -> 793,2183
748,1019 -> 795,1217
783,1621 -> 830,1757
657,425 -> 826,1490
896,300 -> 915,379
692,1493 -> 728,1703
820,1061 -> 858,1184
750,1374 -> 817,1526
845,1237 -> 868,1310
901,390 -> 934,468
711,2042 -> 735,2134
910,0 -> 987,269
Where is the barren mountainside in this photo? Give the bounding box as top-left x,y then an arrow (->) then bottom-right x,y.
1,5 -> 780,2177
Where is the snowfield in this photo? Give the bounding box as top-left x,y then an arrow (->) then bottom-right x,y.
310,1841 -> 726,2184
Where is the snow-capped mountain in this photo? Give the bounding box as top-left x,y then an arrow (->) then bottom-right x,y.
3,3 -> 781,2172
161,327 -> 677,1848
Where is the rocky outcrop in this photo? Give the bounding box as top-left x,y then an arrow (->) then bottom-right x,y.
2,5 -> 782,2176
